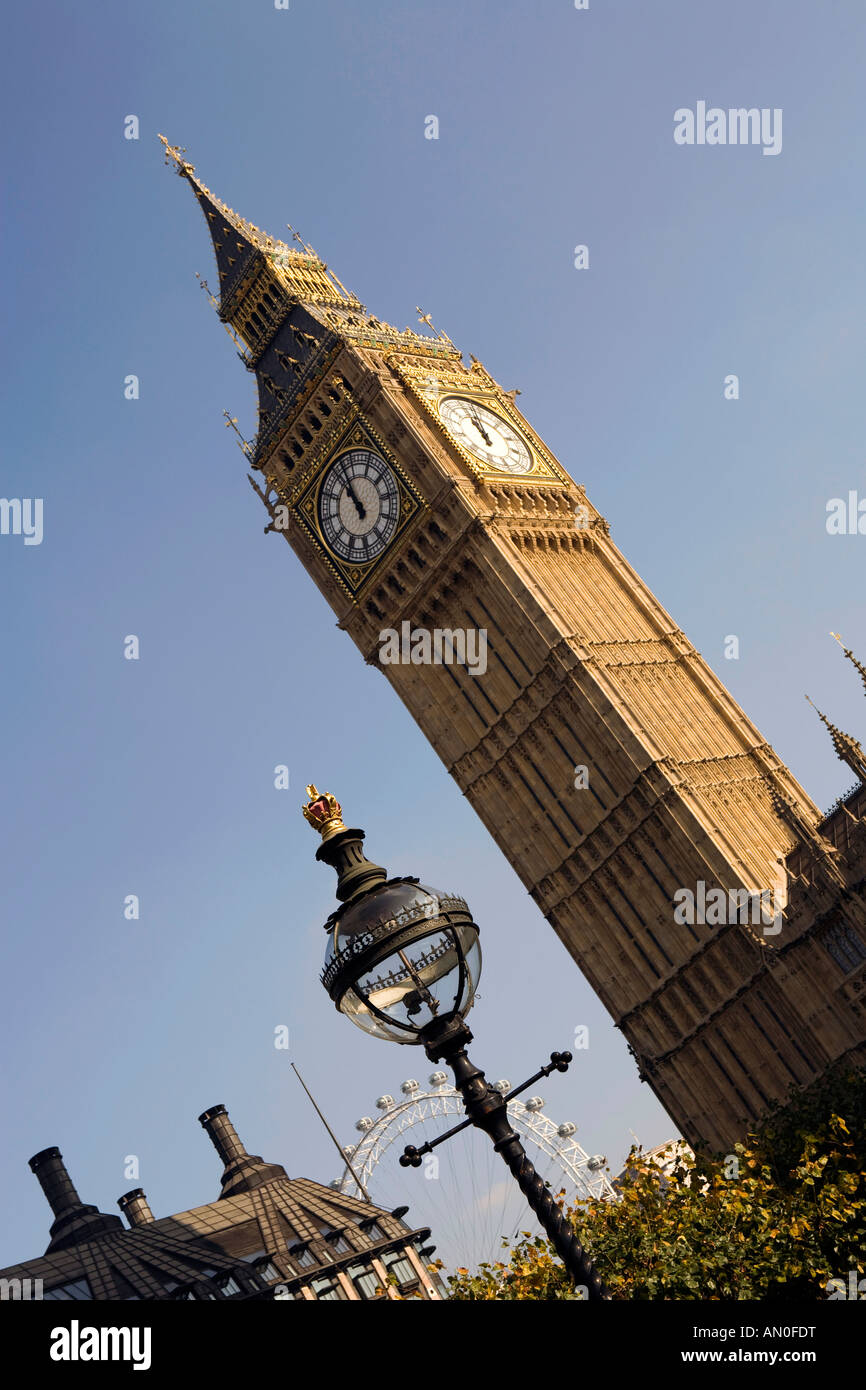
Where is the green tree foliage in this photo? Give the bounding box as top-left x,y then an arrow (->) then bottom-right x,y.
447,1067 -> 866,1301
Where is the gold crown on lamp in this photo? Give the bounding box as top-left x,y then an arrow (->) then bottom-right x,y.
302,785 -> 347,841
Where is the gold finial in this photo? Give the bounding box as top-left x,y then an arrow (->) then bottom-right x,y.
805,693 -> 836,726
417,307 -> 453,344
302,785 -> 347,841
830,632 -> 866,697
196,273 -> 219,310
286,223 -> 318,257
200,279 -> 248,358
223,410 -> 254,459
158,133 -> 195,175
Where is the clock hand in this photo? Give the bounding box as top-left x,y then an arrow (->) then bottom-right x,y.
345,482 -> 367,520
468,407 -> 493,447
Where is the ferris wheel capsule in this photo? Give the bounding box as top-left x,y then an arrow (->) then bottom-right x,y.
401,1079 -> 420,1094
335,1077 -> 618,1271
492,1079 -> 511,1094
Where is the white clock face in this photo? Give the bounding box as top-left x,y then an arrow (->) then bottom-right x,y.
318,449 -> 400,563
439,396 -> 533,474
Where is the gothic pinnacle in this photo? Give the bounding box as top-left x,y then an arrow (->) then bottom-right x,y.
831,633 -> 866,698
806,695 -> 866,784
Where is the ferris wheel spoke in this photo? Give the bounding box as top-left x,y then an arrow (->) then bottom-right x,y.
333,1081 -> 616,1274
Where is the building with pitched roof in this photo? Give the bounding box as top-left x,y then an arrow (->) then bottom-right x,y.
0,1105 -> 442,1301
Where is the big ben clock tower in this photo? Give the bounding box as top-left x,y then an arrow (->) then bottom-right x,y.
163,140 -> 866,1153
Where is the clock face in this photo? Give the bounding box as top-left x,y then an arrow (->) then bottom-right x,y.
439,396 -> 533,474
317,449 -> 401,563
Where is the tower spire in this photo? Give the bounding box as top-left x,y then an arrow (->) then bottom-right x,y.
158,135 -> 361,316
806,695 -> 866,783
159,134 -> 289,299
831,632 -> 866,698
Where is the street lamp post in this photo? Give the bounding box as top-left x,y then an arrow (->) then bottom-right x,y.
303,785 -> 609,1301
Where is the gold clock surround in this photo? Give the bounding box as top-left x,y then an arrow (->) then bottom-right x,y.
292,414 -> 425,596
385,350 -> 569,485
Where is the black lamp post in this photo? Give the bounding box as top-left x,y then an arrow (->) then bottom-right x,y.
303,785 -> 609,1301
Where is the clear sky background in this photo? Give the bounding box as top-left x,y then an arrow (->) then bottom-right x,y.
1,0 -> 864,1270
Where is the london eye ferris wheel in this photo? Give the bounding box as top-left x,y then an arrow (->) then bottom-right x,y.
330,1072 -> 617,1275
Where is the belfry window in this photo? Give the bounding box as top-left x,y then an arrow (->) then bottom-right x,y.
823,922 -> 866,975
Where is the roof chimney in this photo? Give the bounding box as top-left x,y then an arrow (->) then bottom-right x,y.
197,1104 -> 287,1198
118,1188 -> 155,1227
29,1147 -> 123,1252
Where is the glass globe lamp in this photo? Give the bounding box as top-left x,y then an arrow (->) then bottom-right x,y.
322,878 -> 482,1043
303,785 -> 482,1043
301,786 -> 609,1302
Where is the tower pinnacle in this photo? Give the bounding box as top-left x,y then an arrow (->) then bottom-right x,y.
806,695 -> 866,783
158,133 -> 302,301
831,632 -> 866,698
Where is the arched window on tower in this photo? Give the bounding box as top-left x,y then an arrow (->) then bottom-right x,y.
822,922 -> 866,975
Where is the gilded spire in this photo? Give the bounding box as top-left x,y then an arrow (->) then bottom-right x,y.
161,136 -> 464,366
158,134 -> 322,302
806,696 -> 866,783
831,633 -> 866,698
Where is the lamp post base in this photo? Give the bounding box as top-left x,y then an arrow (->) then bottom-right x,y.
418,1015 -> 610,1301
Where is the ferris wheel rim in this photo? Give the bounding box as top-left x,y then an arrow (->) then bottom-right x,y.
334,1083 -> 617,1204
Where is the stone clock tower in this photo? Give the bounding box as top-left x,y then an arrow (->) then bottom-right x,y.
163,141 -> 866,1152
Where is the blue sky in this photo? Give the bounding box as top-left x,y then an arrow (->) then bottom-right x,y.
1,0 -> 864,1269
